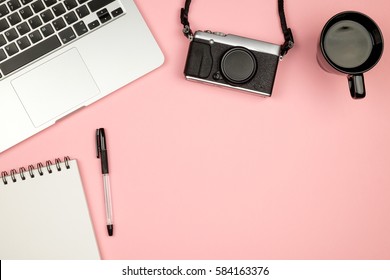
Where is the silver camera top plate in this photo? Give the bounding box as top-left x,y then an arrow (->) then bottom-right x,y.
194,31 -> 281,57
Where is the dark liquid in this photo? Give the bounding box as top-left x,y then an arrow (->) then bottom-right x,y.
324,20 -> 373,68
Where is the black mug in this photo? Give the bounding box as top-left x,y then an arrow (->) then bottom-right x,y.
317,11 -> 384,99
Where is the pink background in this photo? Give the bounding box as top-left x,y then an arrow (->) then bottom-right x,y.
1,0 -> 390,259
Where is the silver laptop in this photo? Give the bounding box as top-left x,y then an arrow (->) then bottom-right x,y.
0,0 -> 164,152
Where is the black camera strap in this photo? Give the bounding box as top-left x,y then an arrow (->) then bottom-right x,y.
180,0 -> 294,57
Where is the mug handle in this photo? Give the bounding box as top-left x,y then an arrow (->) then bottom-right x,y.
348,74 -> 366,99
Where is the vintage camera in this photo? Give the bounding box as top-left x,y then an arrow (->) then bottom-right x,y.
184,31 -> 281,97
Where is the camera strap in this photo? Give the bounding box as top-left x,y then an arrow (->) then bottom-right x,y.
180,0 -> 294,58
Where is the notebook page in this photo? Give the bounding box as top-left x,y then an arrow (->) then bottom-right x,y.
0,159 -> 100,259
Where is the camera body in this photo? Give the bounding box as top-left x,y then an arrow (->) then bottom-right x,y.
184,31 -> 281,97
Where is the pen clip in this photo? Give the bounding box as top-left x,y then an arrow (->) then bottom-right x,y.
96,128 -> 109,175
96,128 -> 102,158
96,128 -> 107,159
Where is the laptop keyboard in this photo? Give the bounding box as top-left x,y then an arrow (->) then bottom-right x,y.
0,0 -> 125,79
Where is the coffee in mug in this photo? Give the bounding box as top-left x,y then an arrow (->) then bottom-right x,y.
317,11 -> 384,99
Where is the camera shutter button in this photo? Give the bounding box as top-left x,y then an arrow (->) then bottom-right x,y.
220,47 -> 257,84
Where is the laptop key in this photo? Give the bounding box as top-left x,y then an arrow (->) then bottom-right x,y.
31,0 -> 45,13
0,33 -> 6,46
58,26 -> 75,44
7,12 -> 21,25
64,0 -> 77,10
111,7 -> 123,18
52,17 -> 65,30
64,10 -> 77,24
40,9 -> 54,23
4,42 -> 18,56
16,21 -> 30,35
40,23 -> 54,36
73,20 -> 87,36
0,48 -> 6,61
19,6 -> 34,19
52,2 -> 65,16
0,4 -> 9,17
7,0 -> 21,11
0,18 -> 9,32
76,5 -> 89,18
43,0 -> 56,7
87,19 -> 99,30
28,15 -> 42,29
88,0 -> 115,13
5,27 -> 18,42
0,35 -> 61,75
97,8 -> 111,24
28,29 -> 42,43
16,35 -> 30,49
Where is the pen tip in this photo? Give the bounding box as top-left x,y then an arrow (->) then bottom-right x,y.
107,225 -> 113,236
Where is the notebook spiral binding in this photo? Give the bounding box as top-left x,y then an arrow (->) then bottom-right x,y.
1,156 -> 71,185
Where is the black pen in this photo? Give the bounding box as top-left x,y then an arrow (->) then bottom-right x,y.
96,128 -> 114,236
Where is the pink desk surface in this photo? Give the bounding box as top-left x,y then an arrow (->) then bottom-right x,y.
1,0 -> 390,259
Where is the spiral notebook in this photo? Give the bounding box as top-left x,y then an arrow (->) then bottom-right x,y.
0,157 -> 100,260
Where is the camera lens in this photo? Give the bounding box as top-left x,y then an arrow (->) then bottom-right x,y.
220,47 -> 257,84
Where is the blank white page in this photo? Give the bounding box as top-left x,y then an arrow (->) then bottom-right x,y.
0,159 -> 100,259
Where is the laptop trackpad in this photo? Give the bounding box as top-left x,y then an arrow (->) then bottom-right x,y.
12,48 -> 100,127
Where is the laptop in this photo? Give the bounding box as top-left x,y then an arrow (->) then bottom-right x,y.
0,0 -> 164,152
